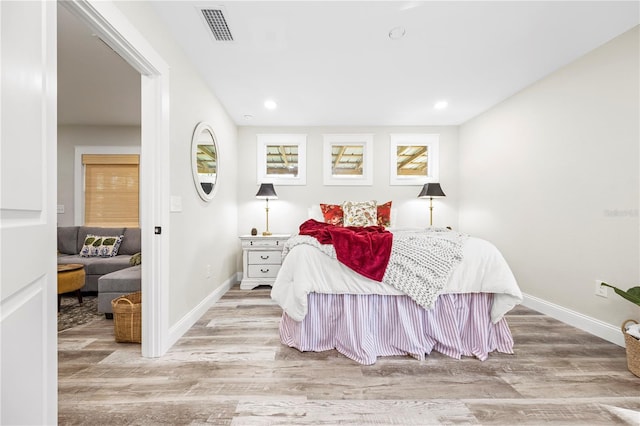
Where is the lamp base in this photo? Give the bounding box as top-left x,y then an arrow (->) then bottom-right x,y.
262,231 -> 272,236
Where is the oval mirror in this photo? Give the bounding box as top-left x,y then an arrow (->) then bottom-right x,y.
191,122 -> 219,201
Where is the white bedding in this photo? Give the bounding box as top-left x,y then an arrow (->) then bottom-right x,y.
271,230 -> 523,323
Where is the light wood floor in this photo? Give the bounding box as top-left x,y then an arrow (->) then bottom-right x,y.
58,284 -> 640,425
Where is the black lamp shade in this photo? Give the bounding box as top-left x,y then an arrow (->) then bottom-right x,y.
256,183 -> 278,199
418,183 -> 446,198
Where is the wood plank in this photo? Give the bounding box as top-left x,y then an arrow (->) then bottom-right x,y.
58,284 -> 640,425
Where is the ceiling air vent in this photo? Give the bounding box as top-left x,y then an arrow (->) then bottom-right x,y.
201,9 -> 233,42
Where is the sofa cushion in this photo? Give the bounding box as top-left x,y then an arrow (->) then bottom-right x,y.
58,255 -> 132,276
98,265 -> 141,293
119,227 -> 141,255
76,227 -> 125,253
58,226 -> 79,255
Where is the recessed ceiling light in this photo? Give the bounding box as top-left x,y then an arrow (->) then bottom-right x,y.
434,100 -> 448,110
388,26 -> 406,40
264,99 -> 277,110
243,114 -> 253,120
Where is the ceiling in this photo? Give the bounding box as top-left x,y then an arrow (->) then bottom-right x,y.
57,5 -> 140,126
58,1 -> 639,127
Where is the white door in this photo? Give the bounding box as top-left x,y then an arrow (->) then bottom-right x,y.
0,1 -> 58,424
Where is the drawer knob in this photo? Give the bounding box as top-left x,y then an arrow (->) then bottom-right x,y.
260,255 -> 270,260
260,268 -> 270,273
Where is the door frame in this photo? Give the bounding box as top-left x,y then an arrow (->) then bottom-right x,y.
61,0 -> 170,357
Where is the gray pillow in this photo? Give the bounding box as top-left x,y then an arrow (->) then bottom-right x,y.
57,226 -> 79,255
120,227 -> 141,255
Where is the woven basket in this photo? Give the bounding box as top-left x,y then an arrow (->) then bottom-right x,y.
622,319 -> 640,378
112,291 -> 142,343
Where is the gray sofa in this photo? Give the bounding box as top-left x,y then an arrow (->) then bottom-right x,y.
98,264 -> 141,317
57,226 -> 141,317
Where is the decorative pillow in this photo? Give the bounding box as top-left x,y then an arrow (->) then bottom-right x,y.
129,252 -> 142,266
342,200 -> 377,227
79,234 -> 99,257
320,203 -> 344,226
377,201 -> 392,228
308,205 -> 324,222
79,234 -> 123,257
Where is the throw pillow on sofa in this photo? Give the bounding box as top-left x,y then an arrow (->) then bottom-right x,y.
80,234 -> 123,257
129,252 -> 141,266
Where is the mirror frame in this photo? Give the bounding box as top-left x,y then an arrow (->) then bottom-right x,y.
191,122 -> 220,202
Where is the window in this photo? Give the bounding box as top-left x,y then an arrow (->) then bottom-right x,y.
82,154 -> 139,227
257,134 -> 307,185
389,134 -> 439,185
323,134 -> 373,186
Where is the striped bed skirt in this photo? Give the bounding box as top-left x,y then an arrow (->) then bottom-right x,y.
279,292 -> 514,365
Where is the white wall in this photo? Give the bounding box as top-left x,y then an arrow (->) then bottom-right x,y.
80,4 -> 637,342
113,2 -> 238,326
237,126 -> 459,267
459,27 -> 639,328
57,125 -> 140,226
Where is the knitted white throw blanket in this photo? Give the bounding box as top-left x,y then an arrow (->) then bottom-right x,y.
283,228 -> 468,310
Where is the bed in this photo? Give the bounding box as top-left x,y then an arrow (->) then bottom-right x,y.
270,207 -> 523,365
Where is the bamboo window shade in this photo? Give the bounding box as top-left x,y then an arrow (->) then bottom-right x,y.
83,154 -> 140,227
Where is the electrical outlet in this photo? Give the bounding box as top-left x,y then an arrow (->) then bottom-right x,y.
595,280 -> 608,298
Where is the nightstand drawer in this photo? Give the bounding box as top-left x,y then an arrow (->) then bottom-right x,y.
242,239 -> 286,248
248,251 -> 282,265
247,264 -> 281,278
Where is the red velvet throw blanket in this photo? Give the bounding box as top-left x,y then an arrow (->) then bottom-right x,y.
299,219 -> 393,282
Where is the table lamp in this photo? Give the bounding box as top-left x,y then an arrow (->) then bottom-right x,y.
255,183 -> 278,236
418,183 -> 446,226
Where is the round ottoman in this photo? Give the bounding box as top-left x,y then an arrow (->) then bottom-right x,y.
57,263 -> 85,311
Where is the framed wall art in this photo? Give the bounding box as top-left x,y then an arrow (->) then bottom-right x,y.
322,134 -> 373,186
256,134 -> 307,185
389,133 -> 439,185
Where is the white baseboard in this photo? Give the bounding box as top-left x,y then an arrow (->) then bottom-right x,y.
166,274 -> 237,349
522,292 -> 625,347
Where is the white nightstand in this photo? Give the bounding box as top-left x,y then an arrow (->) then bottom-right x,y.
239,234 -> 291,290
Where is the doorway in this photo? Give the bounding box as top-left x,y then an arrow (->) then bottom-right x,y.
58,0 -> 170,358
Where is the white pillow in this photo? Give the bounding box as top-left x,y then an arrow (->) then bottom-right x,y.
308,205 -> 323,221
389,208 -> 398,228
